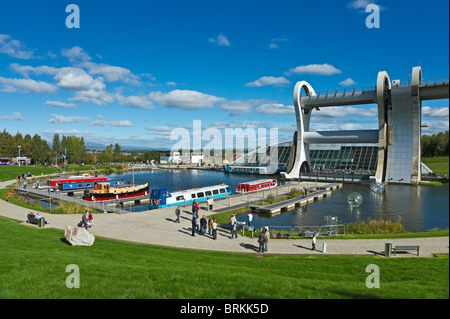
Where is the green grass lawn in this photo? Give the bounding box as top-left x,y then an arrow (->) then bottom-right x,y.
422,157 -> 449,175
0,217 -> 447,299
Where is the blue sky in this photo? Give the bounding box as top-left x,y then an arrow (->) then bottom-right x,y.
0,0 -> 448,149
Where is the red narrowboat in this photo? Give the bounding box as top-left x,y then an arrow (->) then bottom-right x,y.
236,179 -> 278,193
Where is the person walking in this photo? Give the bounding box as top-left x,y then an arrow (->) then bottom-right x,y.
207,197 -> 211,211
230,213 -> 238,239
264,227 -> 270,252
191,218 -> 196,236
200,215 -> 207,235
207,218 -> 212,236
258,229 -> 266,253
192,199 -> 197,216
247,210 -> 254,232
209,196 -> 214,210
195,212 -> 200,232
312,233 -> 316,251
175,206 -> 181,223
212,217 -> 218,240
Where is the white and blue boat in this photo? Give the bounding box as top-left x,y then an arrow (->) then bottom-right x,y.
149,184 -> 231,209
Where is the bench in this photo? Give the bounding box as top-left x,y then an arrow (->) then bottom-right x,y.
393,245 -> 420,256
26,214 -> 46,227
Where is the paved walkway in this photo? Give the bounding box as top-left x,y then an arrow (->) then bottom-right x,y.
1,179 -> 448,257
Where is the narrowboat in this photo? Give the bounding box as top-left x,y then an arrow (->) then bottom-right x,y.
47,174 -> 107,187
149,184 -> 231,209
58,180 -> 125,191
83,182 -> 149,201
235,179 -> 277,193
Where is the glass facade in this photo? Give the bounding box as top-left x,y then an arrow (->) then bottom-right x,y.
231,141 -> 378,174
309,144 -> 378,172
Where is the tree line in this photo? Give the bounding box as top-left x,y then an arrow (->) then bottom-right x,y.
0,130 -> 161,165
421,131 -> 449,158
1,129 -> 448,166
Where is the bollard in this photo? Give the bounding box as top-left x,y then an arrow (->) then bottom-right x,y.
385,243 -> 392,257
322,242 -> 327,253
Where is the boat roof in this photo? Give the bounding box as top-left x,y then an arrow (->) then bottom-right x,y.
238,179 -> 276,186
160,184 -> 229,195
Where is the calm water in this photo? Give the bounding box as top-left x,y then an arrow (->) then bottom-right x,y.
107,169 -> 449,232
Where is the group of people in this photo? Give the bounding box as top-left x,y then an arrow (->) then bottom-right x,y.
173,201 -> 318,253
174,200 -> 219,239
78,210 -> 94,230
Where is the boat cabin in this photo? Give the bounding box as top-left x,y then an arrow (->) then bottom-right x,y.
236,179 -> 277,193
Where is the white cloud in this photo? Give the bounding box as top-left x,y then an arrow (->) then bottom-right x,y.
285,63 -> 342,76
48,114 -> 88,124
339,78 -> 357,86
10,63 -> 113,105
87,119 -> 133,127
256,103 -> 295,115
422,106 -> 449,118
0,112 -> 24,121
61,46 -> 92,63
0,34 -> 34,59
80,61 -> 141,85
70,88 -> 114,105
115,93 -> 154,109
208,34 -> 231,47
0,76 -> 57,94
245,76 -> 291,87
347,0 -> 385,12
54,67 -> 105,91
48,114 -> 133,127
148,89 -> 225,110
44,100 -> 77,108
9,63 -> 57,77
219,100 -> 260,115
268,36 -> 289,49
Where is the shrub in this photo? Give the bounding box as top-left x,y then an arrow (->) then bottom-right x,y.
346,217 -> 405,234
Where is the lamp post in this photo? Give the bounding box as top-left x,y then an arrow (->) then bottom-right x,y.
18,145 -> 21,167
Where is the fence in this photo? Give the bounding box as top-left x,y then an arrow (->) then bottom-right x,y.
252,224 -> 345,239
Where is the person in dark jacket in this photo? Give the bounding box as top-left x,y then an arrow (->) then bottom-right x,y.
258,229 -> 266,253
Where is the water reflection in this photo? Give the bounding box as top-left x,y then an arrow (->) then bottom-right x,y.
237,183 -> 448,232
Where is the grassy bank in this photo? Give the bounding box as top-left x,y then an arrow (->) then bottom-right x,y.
0,217 -> 447,299
422,157 -> 449,175
0,164 -> 129,184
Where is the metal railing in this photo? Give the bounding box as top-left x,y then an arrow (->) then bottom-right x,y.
240,224 -> 346,239
300,77 -> 449,97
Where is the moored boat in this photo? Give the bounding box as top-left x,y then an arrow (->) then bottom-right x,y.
149,184 -> 231,209
58,180 -> 125,191
83,182 -> 149,201
235,179 -> 277,193
47,174 -> 107,187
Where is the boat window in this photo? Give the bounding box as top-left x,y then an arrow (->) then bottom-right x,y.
219,188 -> 225,193
197,192 -> 205,198
87,184 -> 91,187
151,190 -> 158,197
78,184 -> 83,187
191,193 -> 196,199
212,189 -> 219,195
205,191 -> 212,196
176,195 -> 184,201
